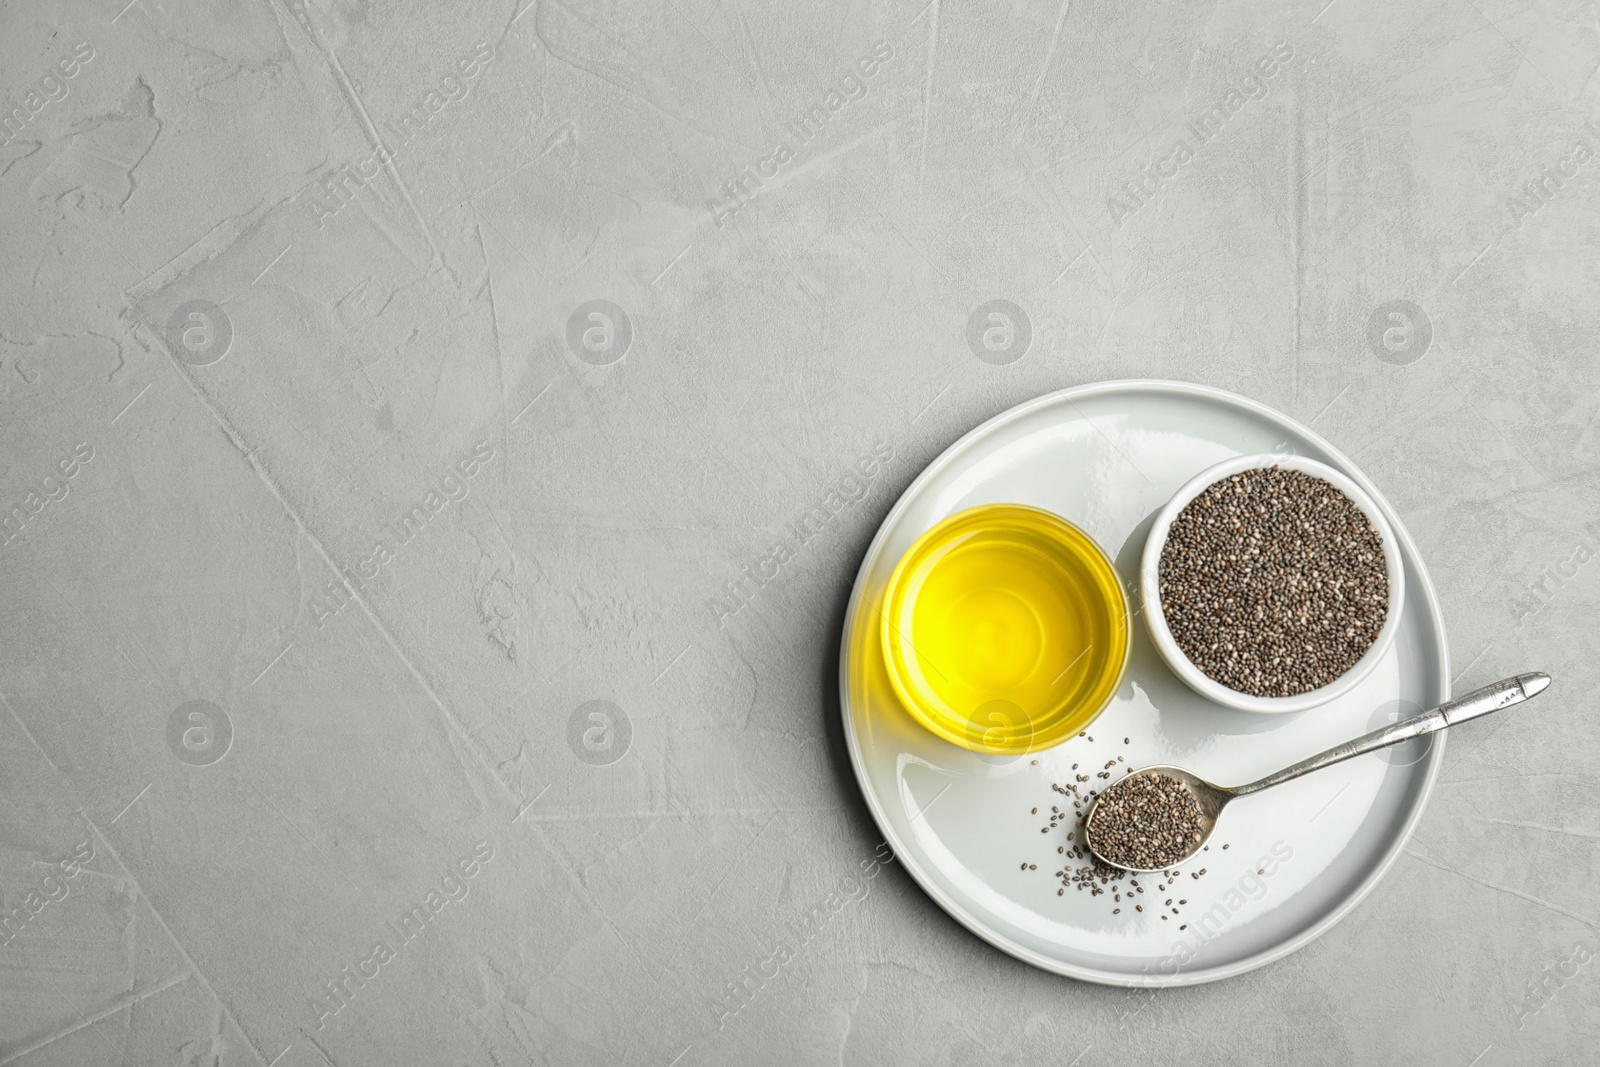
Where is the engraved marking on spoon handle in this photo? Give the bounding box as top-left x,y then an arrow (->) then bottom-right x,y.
1438,673 -> 1547,725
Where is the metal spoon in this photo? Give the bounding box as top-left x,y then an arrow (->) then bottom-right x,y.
1084,673 -> 1552,873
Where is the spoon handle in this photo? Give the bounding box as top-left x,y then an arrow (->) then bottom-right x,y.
1230,673 -> 1550,798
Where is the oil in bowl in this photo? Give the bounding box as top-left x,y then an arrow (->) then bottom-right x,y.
881,504 -> 1130,755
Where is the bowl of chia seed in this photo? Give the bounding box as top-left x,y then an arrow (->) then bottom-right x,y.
1139,453 -> 1405,713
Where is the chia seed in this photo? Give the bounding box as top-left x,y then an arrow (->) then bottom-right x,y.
1084,772 -> 1206,870
1023,735 -> 1222,917
1158,466 -> 1388,697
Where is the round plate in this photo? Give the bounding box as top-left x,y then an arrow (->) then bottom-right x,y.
839,380 -> 1449,986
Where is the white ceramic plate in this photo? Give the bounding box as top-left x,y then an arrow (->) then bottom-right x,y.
839,380 -> 1449,986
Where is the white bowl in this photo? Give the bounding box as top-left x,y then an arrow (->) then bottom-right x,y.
1139,453 -> 1406,714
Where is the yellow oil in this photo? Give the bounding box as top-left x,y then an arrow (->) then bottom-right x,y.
882,505 -> 1129,753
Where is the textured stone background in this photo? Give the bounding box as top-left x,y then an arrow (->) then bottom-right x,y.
1,0 -> 1597,1064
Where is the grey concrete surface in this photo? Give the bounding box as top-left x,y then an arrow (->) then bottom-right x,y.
1,0 -> 1597,1064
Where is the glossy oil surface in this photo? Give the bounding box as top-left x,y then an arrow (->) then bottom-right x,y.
882,505 -> 1129,754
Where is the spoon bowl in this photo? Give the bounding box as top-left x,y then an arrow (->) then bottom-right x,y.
1084,765 -> 1233,873
1083,673 -> 1550,872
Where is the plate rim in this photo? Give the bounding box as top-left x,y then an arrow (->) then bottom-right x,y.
838,378 -> 1451,987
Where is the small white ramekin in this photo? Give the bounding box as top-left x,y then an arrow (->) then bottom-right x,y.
1139,453 -> 1406,714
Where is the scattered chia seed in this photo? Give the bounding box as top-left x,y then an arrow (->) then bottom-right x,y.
1158,466 -> 1389,697
1022,735 -> 1224,919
